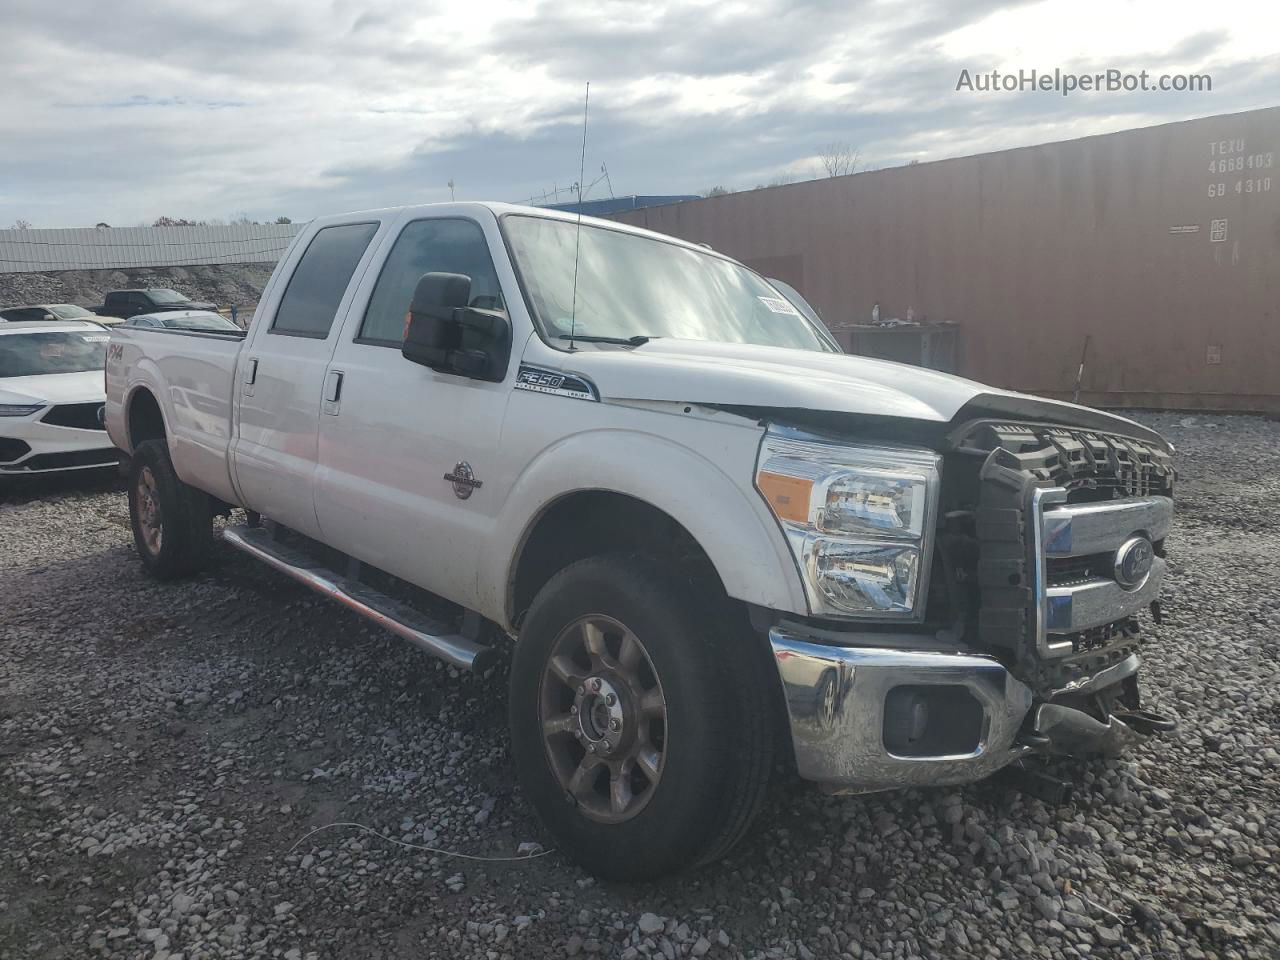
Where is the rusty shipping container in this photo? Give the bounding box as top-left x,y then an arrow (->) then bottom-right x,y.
612,107 -> 1280,412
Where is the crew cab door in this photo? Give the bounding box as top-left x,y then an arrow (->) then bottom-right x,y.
312,211 -> 517,611
229,220 -> 382,539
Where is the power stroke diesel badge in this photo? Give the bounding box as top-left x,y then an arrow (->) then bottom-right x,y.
444,461 -> 483,500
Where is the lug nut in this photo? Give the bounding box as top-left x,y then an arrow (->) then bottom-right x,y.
590,678 -> 602,692
586,743 -> 595,753
605,694 -> 616,706
569,705 -> 578,714
609,718 -> 621,731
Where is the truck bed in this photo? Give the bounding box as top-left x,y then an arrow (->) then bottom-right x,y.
103,326 -> 245,505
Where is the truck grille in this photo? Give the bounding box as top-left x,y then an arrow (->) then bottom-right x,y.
965,421 -> 1170,500
1033,488 -> 1170,659
1046,552 -> 1112,586
41,402 -> 106,430
1064,616 -> 1140,655
955,419 -> 1175,688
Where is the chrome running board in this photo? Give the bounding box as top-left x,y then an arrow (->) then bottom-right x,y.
222,525 -> 495,672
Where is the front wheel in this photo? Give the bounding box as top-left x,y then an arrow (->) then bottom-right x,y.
509,555 -> 774,880
128,439 -> 212,580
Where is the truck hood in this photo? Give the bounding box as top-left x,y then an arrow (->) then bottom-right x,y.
0,370 -> 105,406
558,340 -> 1168,448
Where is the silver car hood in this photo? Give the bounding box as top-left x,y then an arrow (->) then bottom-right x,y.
553,339 -> 1168,448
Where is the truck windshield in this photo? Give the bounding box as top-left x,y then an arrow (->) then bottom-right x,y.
148,289 -> 188,303
0,331 -> 109,377
503,215 -> 835,352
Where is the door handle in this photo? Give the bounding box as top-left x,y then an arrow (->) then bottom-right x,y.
322,370 -> 344,416
242,357 -> 258,396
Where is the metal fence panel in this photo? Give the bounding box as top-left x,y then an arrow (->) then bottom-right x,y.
0,223 -> 302,273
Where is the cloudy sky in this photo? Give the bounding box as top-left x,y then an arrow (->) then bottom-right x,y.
2,0 -> 1277,227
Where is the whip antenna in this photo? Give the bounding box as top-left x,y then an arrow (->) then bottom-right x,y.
568,82 -> 590,350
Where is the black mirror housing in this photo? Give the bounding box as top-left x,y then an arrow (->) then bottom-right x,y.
401,272 -> 511,383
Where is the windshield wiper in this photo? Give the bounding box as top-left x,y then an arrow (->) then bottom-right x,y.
559,334 -> 654,347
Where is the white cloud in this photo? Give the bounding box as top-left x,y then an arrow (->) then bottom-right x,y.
940,0 -> 1280,65
1,0 -> 1274,226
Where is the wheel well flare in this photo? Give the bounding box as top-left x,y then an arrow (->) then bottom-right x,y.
510,491 -> 721,626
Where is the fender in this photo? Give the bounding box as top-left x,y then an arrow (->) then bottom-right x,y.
118,354 -> 168,455
480,424 -> 808,631
120,360 -> 242,506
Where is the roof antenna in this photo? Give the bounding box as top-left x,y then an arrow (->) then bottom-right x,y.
568,81 -> 590,351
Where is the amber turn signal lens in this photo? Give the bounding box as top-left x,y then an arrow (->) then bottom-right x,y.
757,471 -> 813,524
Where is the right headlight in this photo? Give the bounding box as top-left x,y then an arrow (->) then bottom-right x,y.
755,429 -> 941,620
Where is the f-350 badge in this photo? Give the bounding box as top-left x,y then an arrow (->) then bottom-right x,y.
444,461 -> 483,500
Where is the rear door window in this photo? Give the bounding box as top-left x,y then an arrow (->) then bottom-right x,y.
272,222 -> 379,338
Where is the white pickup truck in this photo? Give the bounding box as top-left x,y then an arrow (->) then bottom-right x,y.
105,202 -> 1177,879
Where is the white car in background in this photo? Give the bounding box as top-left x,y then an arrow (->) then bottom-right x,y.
0,321 -> 118,476
120,309 -> 242,332
0,303 -> 122,326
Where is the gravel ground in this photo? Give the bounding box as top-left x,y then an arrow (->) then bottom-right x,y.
1,412 -> 1277,960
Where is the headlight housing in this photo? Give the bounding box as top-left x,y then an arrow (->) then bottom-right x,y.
756,429 -> 941,619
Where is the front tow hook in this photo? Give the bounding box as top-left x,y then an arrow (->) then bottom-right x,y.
1022,701 -> 1178,757
1111,709 -> 1178,736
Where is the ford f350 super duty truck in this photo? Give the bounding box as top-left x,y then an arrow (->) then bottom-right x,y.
104,202 -> 1176,880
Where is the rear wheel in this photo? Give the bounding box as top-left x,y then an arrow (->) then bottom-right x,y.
509,554 -> 773,880
128,439 -> 212,579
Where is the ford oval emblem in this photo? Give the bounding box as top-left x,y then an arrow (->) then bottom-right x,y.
1113,536 -> 1154,590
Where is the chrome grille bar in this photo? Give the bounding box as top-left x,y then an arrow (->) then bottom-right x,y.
1042,496 -> 1172,557
1033,488 -> 1168,658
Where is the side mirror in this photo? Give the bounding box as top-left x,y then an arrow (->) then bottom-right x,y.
401,272 -> 511,383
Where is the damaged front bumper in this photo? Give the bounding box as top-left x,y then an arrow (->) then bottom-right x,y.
770,628 -> 1174,794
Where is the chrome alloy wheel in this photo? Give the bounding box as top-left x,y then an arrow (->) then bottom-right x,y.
136,465 -> 163,555
539,615 -> 667,823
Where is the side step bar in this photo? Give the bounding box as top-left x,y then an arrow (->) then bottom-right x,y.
222,525 -> 495,672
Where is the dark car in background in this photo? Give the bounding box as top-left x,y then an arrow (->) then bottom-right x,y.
95,288 -> 218,319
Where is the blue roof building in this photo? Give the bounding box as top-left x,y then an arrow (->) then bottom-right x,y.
541,195 -> 699,216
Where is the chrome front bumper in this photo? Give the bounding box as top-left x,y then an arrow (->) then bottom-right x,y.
770,487 -> 1176,793
770,628 -> 1162,794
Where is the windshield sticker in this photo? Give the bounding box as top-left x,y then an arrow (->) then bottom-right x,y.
81,335 -> 110,342
758,296 -> 801,316
515,364 -> 598,401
